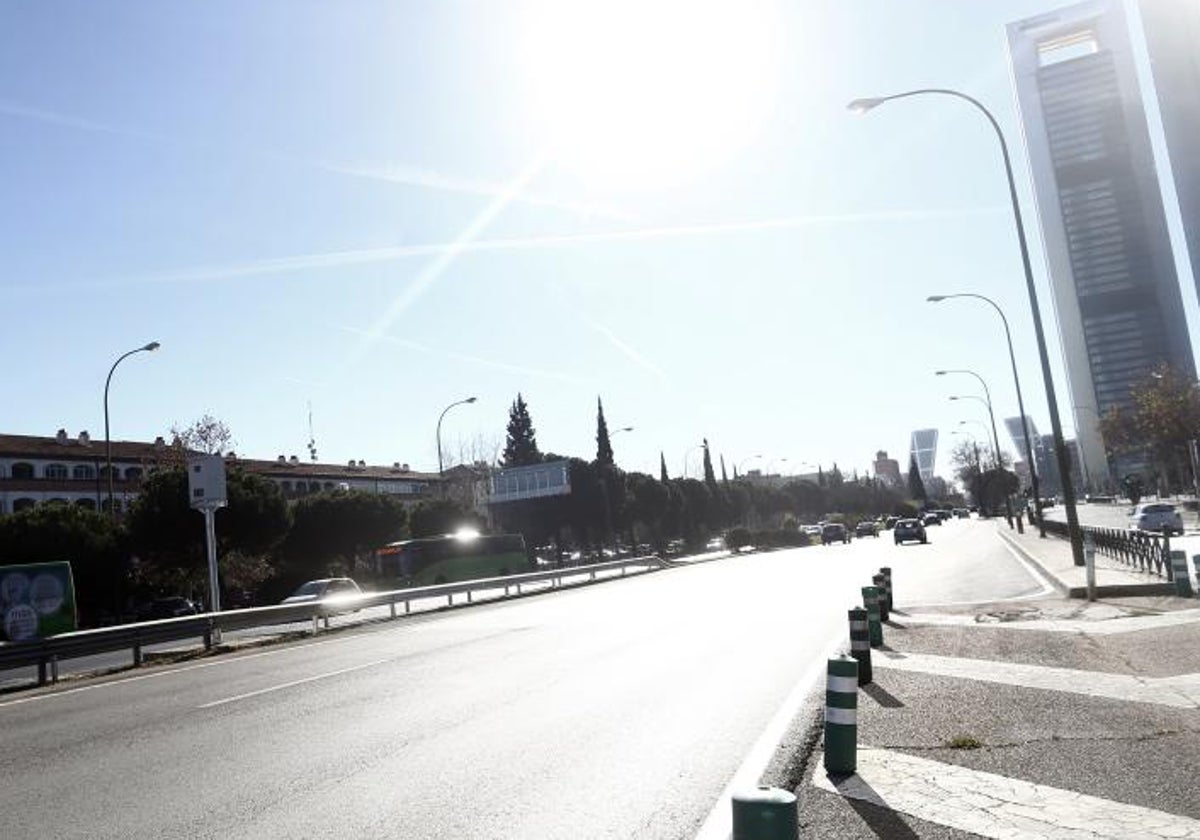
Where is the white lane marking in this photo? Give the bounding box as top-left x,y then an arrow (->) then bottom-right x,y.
813,748 -> 1200,839
0,632 -> 384,711
875,651 -> 1200,708
197,658 -> 391,709
901,607 -> 1200,635
692,627 -> 845,840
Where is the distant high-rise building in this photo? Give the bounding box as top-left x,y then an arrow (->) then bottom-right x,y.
1140,0 -> 1200,304
1008,0 -> 1197,485
873,450 -> 902,486
1004,415 -> 1041,463
909,429 -> 938,484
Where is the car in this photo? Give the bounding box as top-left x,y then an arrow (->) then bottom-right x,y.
894,518 -> 928,545
1129,502 -> 1184,535
282,577 -> 364,615
854,521 -> 879,538
821,523 -> 850,545
936,509 -> 953,521
883,516 -> 899,530
922,512 -> 942,526
954,508 -> 970,519
802,525 -> 823,539
136,596 -> 201,621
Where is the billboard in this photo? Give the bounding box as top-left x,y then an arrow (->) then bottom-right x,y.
1,562 -> 78,642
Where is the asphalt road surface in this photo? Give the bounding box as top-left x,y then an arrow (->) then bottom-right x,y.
1,519 -> 1048,840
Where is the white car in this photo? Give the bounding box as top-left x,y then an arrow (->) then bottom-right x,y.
1129,503 -> 1184,535
282,577 -> 364,615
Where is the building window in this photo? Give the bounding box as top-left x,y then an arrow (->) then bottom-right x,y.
45,464 -> 68,480
125,467 -> 143,480
13,498 -> 36,512
73,465 -> 96,480
11,462 -> 34,479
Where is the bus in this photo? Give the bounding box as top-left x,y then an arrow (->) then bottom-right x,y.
377,531 -> 530,587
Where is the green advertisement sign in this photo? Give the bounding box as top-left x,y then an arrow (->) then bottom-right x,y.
1,562 -> 78,642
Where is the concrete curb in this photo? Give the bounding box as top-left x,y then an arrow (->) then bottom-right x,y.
997,530 -> 1175,599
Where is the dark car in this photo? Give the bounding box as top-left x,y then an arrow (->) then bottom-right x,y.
821,523 -> 850,545
855,521 -> 879,538
922,512 -> 942,526
894,518 -> 928,545
137,596 -> 201,621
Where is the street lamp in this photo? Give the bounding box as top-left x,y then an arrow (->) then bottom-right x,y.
937,369 -> 1004,467
437,397 -> 477,478
738,454 -> 763,473
949,396 -> 1000,466
611,426 -> 634,436
104,341 -> 160,519
850,87 -> 1082,563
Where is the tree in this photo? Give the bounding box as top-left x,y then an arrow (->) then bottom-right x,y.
907,454 -> 927,503
408,498 -> 483,538
702,439 -> 717,489
126,467 -> 290,600
625,472 -> 669,550
720,455 -> 729,483
278,490 -> 407,588
502,393 -> 541,467
0,504 -> 124,624
595,397 -> 614,466
171,414 -> 234,456
1101,364 -> 1200,492
660,452 -> 669,483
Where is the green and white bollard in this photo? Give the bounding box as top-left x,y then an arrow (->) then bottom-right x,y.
1170,551 -> 1193,597
824,654 -> 859,775
848,607 -> 872,685
731,786 -> 799,840
879,566 -> 893,613
861,585 -> 883,647
872,573 -> 890,622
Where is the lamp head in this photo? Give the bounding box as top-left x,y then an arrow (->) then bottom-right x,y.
935,370 -> 947,376
143,341 -> 161,352
465,396 -> 478,404
926,295 -> 947,303
847,97 -> 886,114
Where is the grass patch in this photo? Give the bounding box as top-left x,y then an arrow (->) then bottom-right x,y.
945,735 -> 983,750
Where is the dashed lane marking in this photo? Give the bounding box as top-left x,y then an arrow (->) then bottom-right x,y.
812,747 -> 1200,839
874,651 -> 1200,708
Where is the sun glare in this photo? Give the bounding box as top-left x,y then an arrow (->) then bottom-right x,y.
517,0 -> 783,191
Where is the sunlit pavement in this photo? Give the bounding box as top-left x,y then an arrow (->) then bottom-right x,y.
1,520 -> 1045,840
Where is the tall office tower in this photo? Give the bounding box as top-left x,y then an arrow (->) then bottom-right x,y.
1008,0 -> 1197,485
909,429 -> 939,484
1004,415 -> 1042,460
1140,0 -> 1200,303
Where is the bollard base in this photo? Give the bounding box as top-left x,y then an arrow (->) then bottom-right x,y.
731,786 -> 798,840
824,724 -> 857,776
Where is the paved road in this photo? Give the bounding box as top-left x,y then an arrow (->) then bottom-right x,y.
0,520 -> 1047,840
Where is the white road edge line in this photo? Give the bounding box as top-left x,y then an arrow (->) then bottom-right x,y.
197,658 -> 392,709
692,627 -> 845,840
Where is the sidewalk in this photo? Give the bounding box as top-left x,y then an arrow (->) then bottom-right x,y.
782,561 -> 1200,838
999,521 -> 1180,598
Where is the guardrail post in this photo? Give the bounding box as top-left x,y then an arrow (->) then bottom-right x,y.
132,638 -> 143,667
1170,550 -> 1193,597
37,656 -> 48,687
389,602 -> 397,619
872,574 -> 889,622
861,586 -> 883,647
879,566 -> 893,613
467,591 -> 474,604
824,654 -> 859,775
323,615 -> 330,630
1164,533 -> 1174,581
731,786 -> 798,840
1084,533 -> 1096,601
50,655 -> 59,684
848,607 -> 872,685
404,600 -> 411,615
311,615 -> 320,635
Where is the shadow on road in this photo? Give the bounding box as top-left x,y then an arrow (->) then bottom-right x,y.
862,682 -> 905,708
845,783 -> 922,840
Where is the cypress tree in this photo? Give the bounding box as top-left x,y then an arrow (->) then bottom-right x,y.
595,396 -> 614,466
702,438 -> 718,489
908,454 -> 928,503
660,452 -> 669,482
502,393 -> 541,467
720,454 -> 729,484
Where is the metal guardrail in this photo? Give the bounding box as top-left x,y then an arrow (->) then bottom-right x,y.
1039,517 -> 1174,581
0,555 -> 664,686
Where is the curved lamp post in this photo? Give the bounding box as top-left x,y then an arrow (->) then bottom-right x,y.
947,393 -> 1001,466
437,397 -> 477,478
850,87 -> 1081,561
682,443 -> 706,479
938,369 -> 1004,468
104,341 -> 160,518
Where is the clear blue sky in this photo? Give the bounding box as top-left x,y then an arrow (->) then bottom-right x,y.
0,0 -> 1155,480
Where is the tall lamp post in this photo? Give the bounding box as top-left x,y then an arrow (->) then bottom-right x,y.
850,87 -> 1081,562
938,370 -> 1003,466
948,395 -> 1001,465
437,396 -> 477,478
682,443 -> 706,479
104,341 -> 160,519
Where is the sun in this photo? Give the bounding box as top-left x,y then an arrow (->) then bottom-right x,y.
516,0 -> 784,191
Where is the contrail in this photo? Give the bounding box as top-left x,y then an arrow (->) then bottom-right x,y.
7,205 -> 1004,296
346,155 -> 547,363
590,322 -> 668,382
